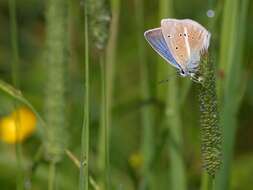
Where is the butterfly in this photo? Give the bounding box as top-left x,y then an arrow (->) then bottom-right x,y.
144,18 -> 210,82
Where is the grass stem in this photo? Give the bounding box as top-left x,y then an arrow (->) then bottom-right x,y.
135,0 -> 155,188
158,1 -> 186,189
200,172 -> 214,190
8,0 -> 24,189
48,162 -> 56,190
98,0 -> 121,188
79,1 -> 90,189
98,54 -> 109,190
216,0 -> 249,189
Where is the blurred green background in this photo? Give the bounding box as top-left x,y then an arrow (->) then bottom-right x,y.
0,0 -> 253,189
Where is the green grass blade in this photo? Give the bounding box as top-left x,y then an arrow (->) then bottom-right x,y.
88,0 -> 113,189
8,0 -> 23,189
158,1 -> 186,189
99,54 -> 109,190
79,1 -> 90,189
103,0 -> 121,188
217,0 -> 238,98
216,0 -> 249,189
166,76 -> 186,190
135,0 -> 155,188
201,172 -> 214,190
98,2 -> 121,183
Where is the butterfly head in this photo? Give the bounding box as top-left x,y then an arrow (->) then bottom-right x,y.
179,69 -> 187,77
179,68 -> 203,83
179,68 -> 195,77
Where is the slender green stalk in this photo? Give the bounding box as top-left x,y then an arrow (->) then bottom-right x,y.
166,76 -> 186,190
79,1 -> 89,190
89,177 -> 100,190
30,145 -> 44,173
98,54 -> 108,190
8,0 -> 19,85
216,0 -> 249,189
8,0 -> 24,189
135,0 -> 155,189
201,172 -> 214,190
48,161 -> 56,190
85,0 -> 111,189
156,0 -> 172,101
65,149 -> 81,168
86,0 -> 112,189
98,0 -> 120,189
64,149 -> 100,190
13,109 -> 23,190
158,1 -> 186,190
105,0 -> 121,90
217,0 -> 238,98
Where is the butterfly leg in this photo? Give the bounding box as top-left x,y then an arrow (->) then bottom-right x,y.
190,75 -> 204,84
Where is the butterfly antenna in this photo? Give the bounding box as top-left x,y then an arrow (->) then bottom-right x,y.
158,71 -> 179,85
158,78 -> 171,84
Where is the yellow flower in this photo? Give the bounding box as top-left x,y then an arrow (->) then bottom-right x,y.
0,107 -> 36,144
129,152 -> 143,170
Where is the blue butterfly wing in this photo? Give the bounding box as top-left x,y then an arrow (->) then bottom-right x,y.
144,28 -> 180,70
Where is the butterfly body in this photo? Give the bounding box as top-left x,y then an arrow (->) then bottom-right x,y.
144,19 -> 210,79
